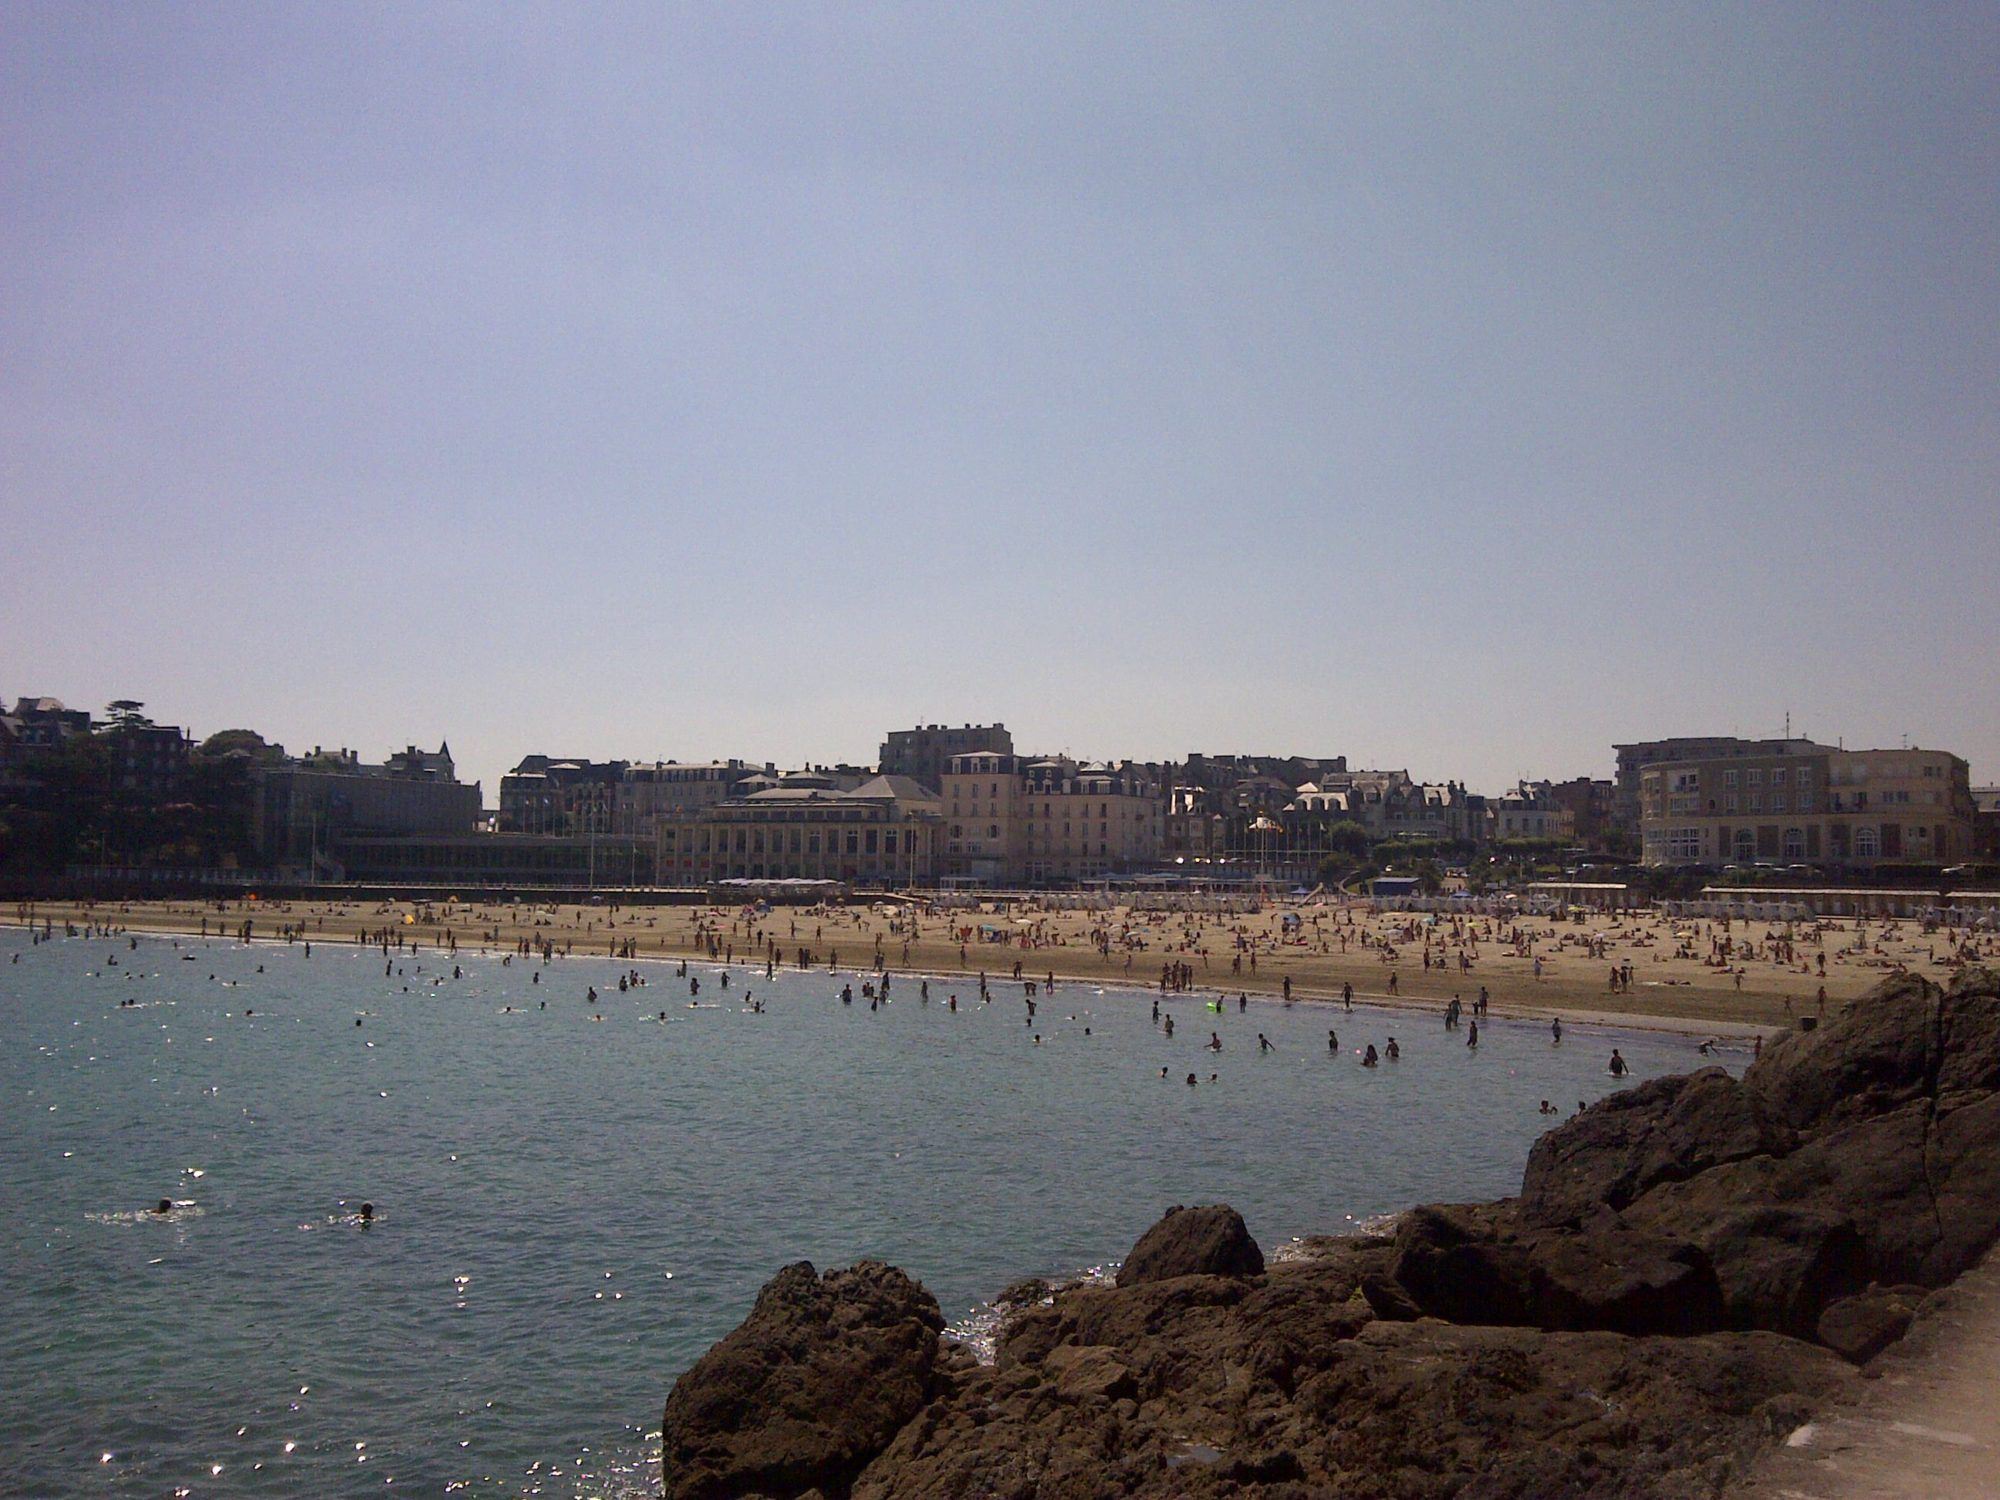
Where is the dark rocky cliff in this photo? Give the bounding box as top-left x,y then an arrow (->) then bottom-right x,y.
662,967 -> 2000,1498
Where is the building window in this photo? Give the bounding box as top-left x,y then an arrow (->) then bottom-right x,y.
1854,827 -> 1879,858
1783,827 -> 1804,859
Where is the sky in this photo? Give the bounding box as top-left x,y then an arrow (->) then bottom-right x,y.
4,4 -> 1996,798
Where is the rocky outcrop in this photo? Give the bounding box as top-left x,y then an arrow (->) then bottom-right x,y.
664,968 -> 2000,1499
1477,967 -> 2000,1343
1115,1202 -> 1265,1285
1519,1067 -> 1793,1228
660,1260 -> 942,1500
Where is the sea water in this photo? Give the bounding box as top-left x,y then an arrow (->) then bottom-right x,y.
0,926 -> 1725,1497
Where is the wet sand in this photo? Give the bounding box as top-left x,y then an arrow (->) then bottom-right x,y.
14,895 -> 1993,1038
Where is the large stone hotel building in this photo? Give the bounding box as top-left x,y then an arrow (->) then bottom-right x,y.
1639,742 -> 1976,869
941,752 -> 1163,885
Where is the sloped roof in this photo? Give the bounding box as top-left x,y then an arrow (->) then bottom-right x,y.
849,774 -> 940,803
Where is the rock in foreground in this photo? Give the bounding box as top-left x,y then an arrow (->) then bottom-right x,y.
1115,1202 -> 1265,1285
660,1260 -> 941,1500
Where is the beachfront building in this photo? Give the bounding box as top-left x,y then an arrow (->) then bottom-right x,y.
1546,776 -> 1618,851
1973,786 -> 2000,862
1638,745 -> 1977,870
0,696 -> 95,795
1018,758 -> 1163,885
879,723 -> 1014,795
502,756 -> 776,840
1159,767 -> 1478,883
939,753 -> 1163,885
498,756 -> 626,835
614,760 -> 762,837
655,775 -> 942,887
1613,735 -> 1827,837
1489,781 -> 1576,843
1295,770 -> 1479,844
254,743 -> 481,873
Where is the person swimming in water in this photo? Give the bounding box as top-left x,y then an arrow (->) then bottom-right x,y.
1258,1033 -> 1273,1052
1608,1048 -> 1629,1077
359,1202 -> 374,1222
1328,1028 -> 1338,1053
1207,1032 -> 1222,1051
153,1198 -> 173,1215
1386,1037 -> 1400,1060
1186,1072 -> 1198,1086
1361,1044 -> 1379,1066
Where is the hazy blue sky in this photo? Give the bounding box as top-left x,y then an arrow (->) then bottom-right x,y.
5,5 -> 1996,797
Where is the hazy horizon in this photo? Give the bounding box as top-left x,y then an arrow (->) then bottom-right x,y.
6,6 -> 1996,796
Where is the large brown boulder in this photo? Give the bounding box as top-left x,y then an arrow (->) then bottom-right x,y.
661,1260 -> 943,1500
1815,1285 -> 1927,1365
1526,1219 -> 1728,1336
1386,1204 -> 1539,1326
1388,1203 -> 1726,1336
1115,1203 -> 1265,1286
1745,971 -> 1939,1133
1520,1067 -> 1792,1228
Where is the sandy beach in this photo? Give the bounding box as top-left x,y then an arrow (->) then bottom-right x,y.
15,894 -> 1994,1038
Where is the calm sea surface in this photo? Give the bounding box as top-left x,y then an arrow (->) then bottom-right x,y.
1,925 -> 1724,1497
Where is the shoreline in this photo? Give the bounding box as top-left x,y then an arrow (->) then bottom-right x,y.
3,910 -> 1773,1042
